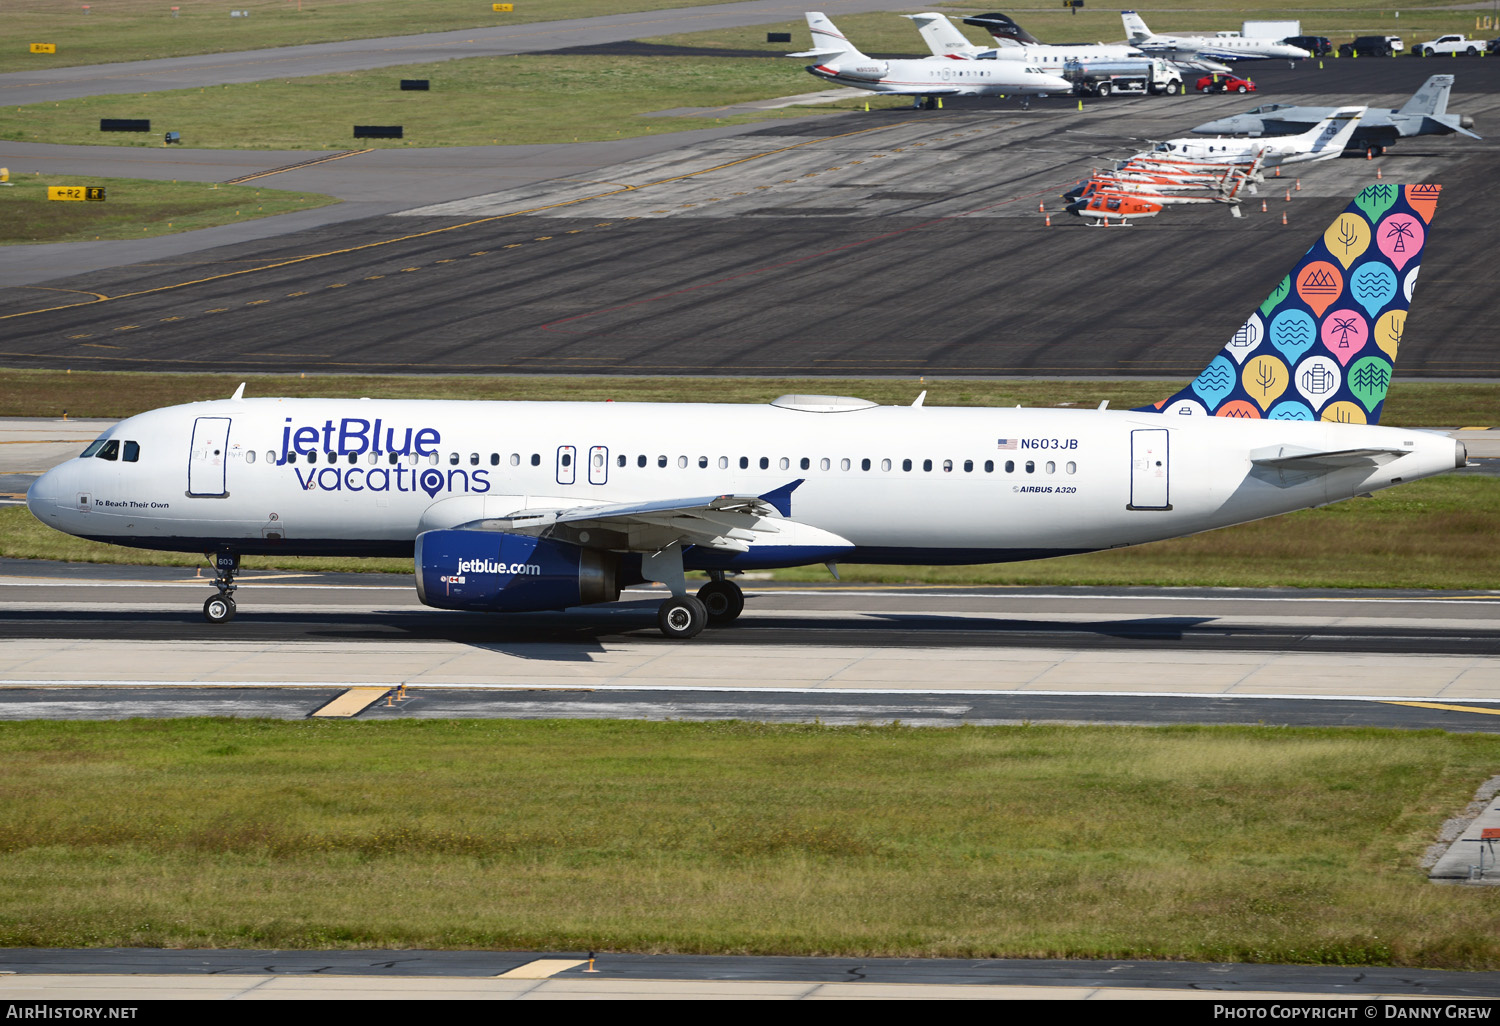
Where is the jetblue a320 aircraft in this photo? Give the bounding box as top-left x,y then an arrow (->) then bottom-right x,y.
27,185 -> 1464,638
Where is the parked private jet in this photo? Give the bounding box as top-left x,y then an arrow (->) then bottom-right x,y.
905,11 -> 1144,68
26,185 -> 1461,638
791,11 -> 1072,107
1123,10 -> 1310,62
1150,107 -> 1366,167
1191,74 -> 1481,158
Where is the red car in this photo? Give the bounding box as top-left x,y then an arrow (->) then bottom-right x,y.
1196,74 -> 1256,94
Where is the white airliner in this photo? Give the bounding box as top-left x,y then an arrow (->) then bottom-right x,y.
791,11 -> 1072,106
1148,107 -> 1366,168
26,185 -> 1462,638
1122,10 -> 1310,62
903,11 -> 1145,70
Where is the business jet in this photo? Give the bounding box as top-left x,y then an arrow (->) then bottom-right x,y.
904,11 -> 1144,69
1192,74 -> 1481,158
791,11 -> 1072,107
1123,10 -> 1310,62
26,184 -> 1462,638
1148,107 -> 1366,168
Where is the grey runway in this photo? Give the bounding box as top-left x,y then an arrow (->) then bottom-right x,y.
3,559 -> 1498,728
4,948 -> 1500,1000
4,60 -> 1497,376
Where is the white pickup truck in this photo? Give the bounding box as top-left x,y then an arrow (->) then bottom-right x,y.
1415,34 -> 1486,56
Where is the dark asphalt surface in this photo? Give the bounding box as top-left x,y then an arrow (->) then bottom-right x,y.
4,947 -> 1500,996
0,59 -> 1494,377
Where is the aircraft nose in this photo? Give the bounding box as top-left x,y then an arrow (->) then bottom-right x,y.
26,462 -> 81,527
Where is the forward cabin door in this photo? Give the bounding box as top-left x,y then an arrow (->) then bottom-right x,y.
187,417 -> 231,497
1128,428 -> 1171,510
588,446 -> 608,486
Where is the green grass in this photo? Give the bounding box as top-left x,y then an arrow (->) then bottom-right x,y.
1,55 -> 818,151
1,719 -> 1498,963
0,174 -> 338,246
0,0 -> 755,74
1,371 -> 1493,425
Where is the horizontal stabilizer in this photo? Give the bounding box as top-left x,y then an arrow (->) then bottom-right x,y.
786,48 -> 849,59
1250,444 -> 1409,470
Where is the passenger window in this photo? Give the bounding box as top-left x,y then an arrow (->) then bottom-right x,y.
657,456 -> 667,468
779,457 -> 789,471
699,456 -> 708,469
678,456 -> 688,468
963,460 -> 973,473
902,459 -> 912,472
819,458 -> 830,471
1026,461 -> 1035,474
984,460 -> 993,473
490,454 -> 500,466
244,449 -> 254,465
1046,461 -> 1055,474
923,459 -> 932,472
840,458 -> 850,471
943,460 -> 953,473
123,441 -> 140,463
638,455 -> 647,468
429,453 -> 440,466
348,453 -> 358,465
1006,460 -> 1015,473
800,458 -> 810,471
759,457 -> 769,470
307,451 -> 318,464
861,458 -> 871,471
268,451 -> 277,464
529,454 -> 540,466
561,453 -> 572,468
1066,461 -> 1077,474
881,459 -> 891,472
617,455 -> 626,468
370,453 -> 380,465
739,457 -> 749,470
511,454 -> 521,466
449,452 -> 460,466
719,457 -> 729,469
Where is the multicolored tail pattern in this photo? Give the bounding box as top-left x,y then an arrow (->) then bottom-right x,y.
1141,183 -> 1440,426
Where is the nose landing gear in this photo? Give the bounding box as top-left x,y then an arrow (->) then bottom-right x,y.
203,550 -> 238,624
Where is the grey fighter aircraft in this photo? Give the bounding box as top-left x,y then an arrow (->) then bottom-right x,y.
1191,74 -> 1479,158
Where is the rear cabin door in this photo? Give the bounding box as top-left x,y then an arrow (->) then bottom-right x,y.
1128,428 -> 1171,510
188,417 -> 231,497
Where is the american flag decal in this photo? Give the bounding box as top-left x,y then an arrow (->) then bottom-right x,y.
997,438 -> 1018,450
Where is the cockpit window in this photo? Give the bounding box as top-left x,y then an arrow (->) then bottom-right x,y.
96,440 -> 119,461
123,441 -> 140,463
80,438 -> 107,458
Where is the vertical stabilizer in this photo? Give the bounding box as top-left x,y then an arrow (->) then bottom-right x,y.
803,11 -> 866,58
1138,184 -> 1442,425
1398,74 -> 1452,117
1121,10 -> 1154,45
962,12 -> 1043,46
904,13 -> 980,56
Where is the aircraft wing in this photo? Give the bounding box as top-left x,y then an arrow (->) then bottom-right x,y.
454,481 -> 853,555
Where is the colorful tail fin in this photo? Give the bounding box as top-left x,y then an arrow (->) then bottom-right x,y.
1139,183 -> 1441,425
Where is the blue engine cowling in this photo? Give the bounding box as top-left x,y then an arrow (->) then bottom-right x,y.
414,530 -> 620,612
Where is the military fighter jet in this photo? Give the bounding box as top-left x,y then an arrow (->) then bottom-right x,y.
1191,74 -> 1480,158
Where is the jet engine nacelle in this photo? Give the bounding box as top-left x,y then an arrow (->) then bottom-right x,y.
414,530 -> 620,612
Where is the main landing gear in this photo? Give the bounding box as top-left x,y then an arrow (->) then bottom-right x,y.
203,550 -> 238,624
643,544 -> 744,640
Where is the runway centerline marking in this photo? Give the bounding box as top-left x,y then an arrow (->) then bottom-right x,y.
0,122 -> 905,325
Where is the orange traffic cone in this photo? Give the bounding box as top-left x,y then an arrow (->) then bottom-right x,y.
1285,189 -> 1291,202
1261,199 -> 1267,213
1295,179 -> 1301,191
1376,166 -> 1383,179
1281,211 -> 1288,225
1044,214 -> 1051,227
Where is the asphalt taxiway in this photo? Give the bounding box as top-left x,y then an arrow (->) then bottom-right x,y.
3,559 -> 1498,729
5,949 -> 1500,1001
2,61 -> 1497,376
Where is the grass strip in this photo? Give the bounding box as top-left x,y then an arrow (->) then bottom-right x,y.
1,719 -> 1498,965
1,371 -> 1493,425
4,465 -> 1495,588
0,0 -> 754,75
1,55 -> 816,151
0,174 -> 338,246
